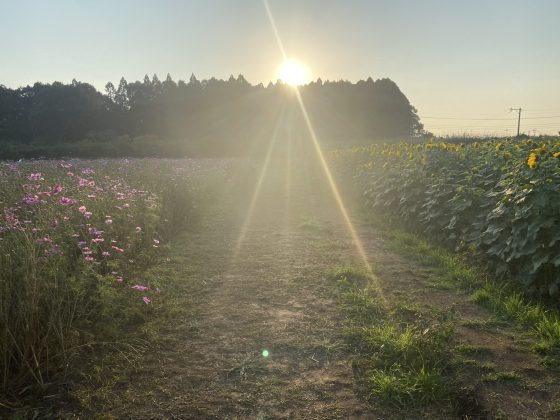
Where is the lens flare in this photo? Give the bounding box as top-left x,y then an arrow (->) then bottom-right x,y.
263,0 -> 388,307
232,106 -> 286,260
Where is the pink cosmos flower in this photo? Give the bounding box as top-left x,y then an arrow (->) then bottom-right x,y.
111,245 -> 124,253
105,219 -> 113,225
131,284 -> 148,291
102,251 -> 110,257
84,211 -> 92,219
78,206 -> 87,214
35,236 -> 53,245
142,296 -> 151,305
59,197 -> 75,206
27,172 -> 42,181
22,194 -> 40,205
52,184 -> 63,194
88,227 -> 104,236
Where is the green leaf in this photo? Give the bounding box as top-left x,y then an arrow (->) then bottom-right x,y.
531,253 -> 549,274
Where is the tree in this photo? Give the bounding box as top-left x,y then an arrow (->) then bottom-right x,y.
115,77 -> 129,109
0,73 -> 424,156
189,73 -> 200,86
151,74 -> 162,94
163,73 -> 177,92
105,82 -> 116,102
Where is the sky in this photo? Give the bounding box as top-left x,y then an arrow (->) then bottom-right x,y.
1,0 -> 559,135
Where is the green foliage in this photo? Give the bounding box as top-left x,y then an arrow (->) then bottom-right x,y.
0,159 -> 221,397
0,77 -> 422,159
369,365 -> 445,407
333,137 -> 560,297
328,266 -> 454,407
455,344 -> 490,356
482,371 -> 522,383
376,223 -> 560,363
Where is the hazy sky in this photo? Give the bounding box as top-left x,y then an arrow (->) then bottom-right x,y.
2,0 -> 559,135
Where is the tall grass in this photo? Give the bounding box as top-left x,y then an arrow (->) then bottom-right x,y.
0,158 -> 225,397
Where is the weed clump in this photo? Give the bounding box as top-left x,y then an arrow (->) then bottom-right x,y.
329,264 -> 455,407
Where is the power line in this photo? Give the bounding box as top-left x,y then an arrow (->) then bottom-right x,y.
521,115 -> 560,119
421,116 -> 513,120
510,108 -> 522,136
420,115 -> 560,121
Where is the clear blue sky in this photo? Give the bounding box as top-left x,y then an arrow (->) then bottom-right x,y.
1,0 -> 559,135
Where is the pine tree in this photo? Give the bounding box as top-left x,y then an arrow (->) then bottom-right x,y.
115,77 -> 129,108
105,82 -> 116,102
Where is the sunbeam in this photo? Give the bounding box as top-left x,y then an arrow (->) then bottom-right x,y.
284,125 -> 292,230
293,89 -> 388,304
263,0 -> 387,306
232,106 -> 286,260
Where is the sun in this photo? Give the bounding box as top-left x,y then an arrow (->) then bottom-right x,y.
277,60 -> 310,86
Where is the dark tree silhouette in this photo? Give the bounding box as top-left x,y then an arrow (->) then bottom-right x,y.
0,74 -> 424,158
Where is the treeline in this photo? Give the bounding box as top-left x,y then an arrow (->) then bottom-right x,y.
0,74 -> 423,158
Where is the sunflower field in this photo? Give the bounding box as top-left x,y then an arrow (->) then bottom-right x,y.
333,137 -> 560,297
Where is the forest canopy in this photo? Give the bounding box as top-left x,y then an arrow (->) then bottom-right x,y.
0,74 -> 423,158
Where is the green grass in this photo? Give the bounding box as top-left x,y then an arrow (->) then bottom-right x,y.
461,319 -> 508,330
365,216 -> 560,366
369,365 -> 445,407
454,358 -> 496,371
482,371 -> 522,383
327,265 -> 455,408
455,344 -> 491,356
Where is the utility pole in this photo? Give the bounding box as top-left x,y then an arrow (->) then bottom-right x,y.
510,107 -> 522,136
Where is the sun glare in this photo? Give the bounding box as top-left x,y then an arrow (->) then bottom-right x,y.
277,60 -> 310,86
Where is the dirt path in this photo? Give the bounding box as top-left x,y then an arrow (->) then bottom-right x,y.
66,158 -> 560,419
